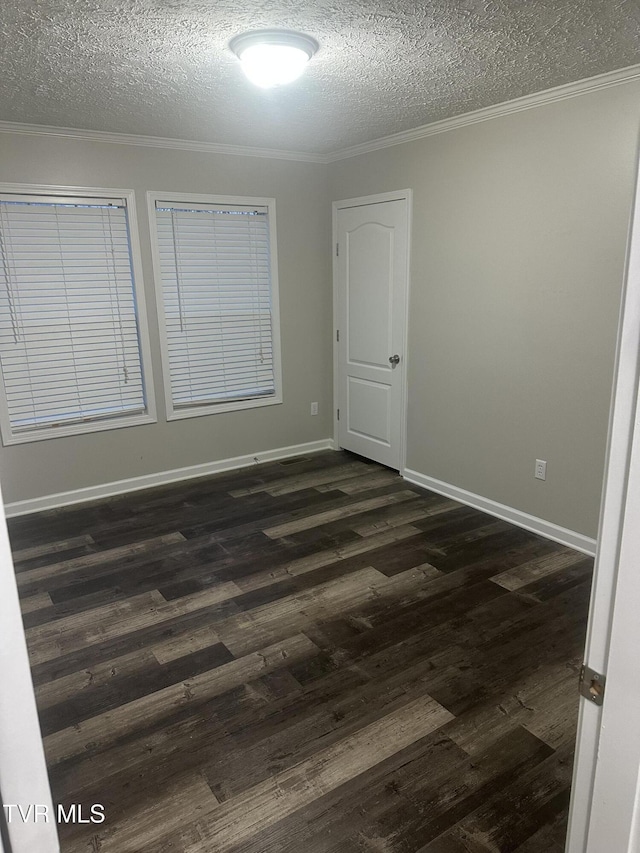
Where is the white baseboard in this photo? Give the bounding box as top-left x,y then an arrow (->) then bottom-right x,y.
5,439 -> 336,517
403,468 -> 597,556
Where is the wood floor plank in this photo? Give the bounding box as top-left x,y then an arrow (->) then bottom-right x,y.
200,650 -> 462,804
62,772 -> 219,853
29,597 -> 243,687
228,461 -> 371,497
20,590 -> 53,613
34,648 -> 158,711
445,743 -> 574,852
151,624 -> 223,665
315,469 -> 402,495
263,490 -> 417,538
46,698 -> 231,803
269,464 -> 379,496
335,726 -> 553,853
8,454 -> 342,551
511,807 -> 568,852
522,683 -> 581,750
216,567 -> 386,655
444,658 -> 581,756
217,564 -> 444,657
182,485 -> 397,545
175,694 -> 453,853
419,828 -> 494,852
16,532 -> 186,587
42,534 -> 241,601
515,558 -> 593,603
352,498 -> 460,536
40,642 -> 235,737
234,523 -> 423,593
422,609 -> 586,719
26,582 -> 241,666
490,550 -> 586,591
202,733 -> 469,853
12,533 -> 95,564
43,633 -> 320,765
8,450 -> 590,853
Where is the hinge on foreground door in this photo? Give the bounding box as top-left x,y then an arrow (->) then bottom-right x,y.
337,408 -> 340,421
336,242 -> 339,257
579,663 -> 606,706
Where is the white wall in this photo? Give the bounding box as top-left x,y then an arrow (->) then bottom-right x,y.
329,82 -> 640,538
0,134 -> 333,505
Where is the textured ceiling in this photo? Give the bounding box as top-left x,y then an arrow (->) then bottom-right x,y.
1,0 -> 639,154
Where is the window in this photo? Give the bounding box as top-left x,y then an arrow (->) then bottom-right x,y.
148,192 -> 282,419
0,187 -> 155,445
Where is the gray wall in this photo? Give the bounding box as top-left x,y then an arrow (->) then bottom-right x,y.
0,134 -> 333,503
329,82 -> 640,537
1,80 -> 639,537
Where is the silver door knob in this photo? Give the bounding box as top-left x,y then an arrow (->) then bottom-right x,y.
389,354 -> 400,366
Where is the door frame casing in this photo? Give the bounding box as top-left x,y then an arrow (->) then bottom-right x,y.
332,189 -> 413,473
0,478 -> 60,852
565,137 -> 640,853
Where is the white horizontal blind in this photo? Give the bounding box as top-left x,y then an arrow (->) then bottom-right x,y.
155,201 -> 275,409
0,196 -> 147,436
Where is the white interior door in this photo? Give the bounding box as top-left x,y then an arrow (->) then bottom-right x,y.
566,146 -> 640,852
334,192 -> 410,470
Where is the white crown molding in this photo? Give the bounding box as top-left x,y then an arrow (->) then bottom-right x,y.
326,63 -> 640,162
0,120 -> 330,164
403,467 -> 597,556
3,438 -> 335,517
0,64 -> 638,166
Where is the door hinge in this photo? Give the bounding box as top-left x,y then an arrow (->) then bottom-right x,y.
579,663 -> 606,706
336,242 -> 339,257
336,329 -> 340,342
337,408 -> 340,421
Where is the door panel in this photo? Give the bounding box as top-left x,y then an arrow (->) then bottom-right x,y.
347,224 -> 393,367
347,377 -> 391,445
335,195 -> 409,469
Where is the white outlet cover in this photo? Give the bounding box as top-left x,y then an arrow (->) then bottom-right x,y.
535,459 -> 547,480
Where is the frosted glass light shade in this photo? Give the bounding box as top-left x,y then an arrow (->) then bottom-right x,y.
240,44 -> 309,87
230,31 -> 318,89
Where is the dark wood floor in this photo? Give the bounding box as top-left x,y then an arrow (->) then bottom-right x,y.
9,451 -> 592,853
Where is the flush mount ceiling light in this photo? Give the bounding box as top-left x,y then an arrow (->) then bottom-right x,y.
229,30 -> 319,89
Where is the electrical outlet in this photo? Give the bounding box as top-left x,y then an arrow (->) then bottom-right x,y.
310,402 -> 318,416
535,459 -> 547,480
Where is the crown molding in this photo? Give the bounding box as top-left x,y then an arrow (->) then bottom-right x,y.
326,63 -> 640,162
0,63 -> 638,165
0,120 -> 330,164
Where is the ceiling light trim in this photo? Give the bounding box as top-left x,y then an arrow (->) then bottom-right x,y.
0,121 -> 330,164
229,29 -> 319,59
326,63 -> 640,162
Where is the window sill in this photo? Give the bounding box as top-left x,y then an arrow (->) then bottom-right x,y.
166,395 -> 283,421
1,412 -> 157,446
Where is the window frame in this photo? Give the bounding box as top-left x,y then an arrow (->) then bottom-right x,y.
147,191 -> 283,421
0,183 -> 157,446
